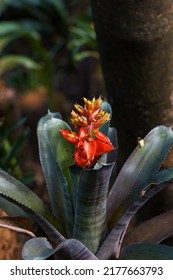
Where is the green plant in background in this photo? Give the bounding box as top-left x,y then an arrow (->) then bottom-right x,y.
69,18 -> 98,63
0,21 -> 54,110
0,117 -> 33,184
0,0 -> 98,96
1,97 -> 173,259
0,0 -> 70,110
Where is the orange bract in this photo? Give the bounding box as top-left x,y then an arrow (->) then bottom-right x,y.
60,98 -> 115,168
71,97 -> 110,129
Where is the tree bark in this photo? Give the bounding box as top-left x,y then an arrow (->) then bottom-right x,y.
91,0 -> 173,165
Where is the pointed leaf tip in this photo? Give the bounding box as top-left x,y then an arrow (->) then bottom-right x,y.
22,238 -> 53,260
107,125 -> 173,221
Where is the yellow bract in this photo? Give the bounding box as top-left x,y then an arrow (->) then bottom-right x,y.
71,97 -> 110,129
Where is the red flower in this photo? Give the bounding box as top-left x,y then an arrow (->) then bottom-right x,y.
60,98 -> 115,168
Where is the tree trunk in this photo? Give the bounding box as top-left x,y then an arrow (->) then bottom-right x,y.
91,0 -> 173,165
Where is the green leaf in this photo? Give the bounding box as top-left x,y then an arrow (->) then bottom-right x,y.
0,22 -> 23,37
151,167 -> 173,185
22,237 -> 53,260
0,169 -> 64,244
1,127 -> 30,169
73,51 -> 99,62
109,168 -> 173,231
107,126 -> 173,221
0,36 -> 18,51
49,0 -> 68,23
69,165 -> 81,209
70,21 -> 97,49
0,55 -> 41,75
0,31 -> 39,52
97,184 -> 166,260
44,116 -> 75,169
0,196 -> 30,219
73,163 -> 114,253
109,155 -> 173,233
69,38 -> 92,50
22,237 -> 98,260
37,112 -> 74,237
124,209 -> 173,246
0,21 -> 40,40
121,243 -> 173,260
0,0 -> 9,15
53,239 -> 98,260
1,117 -> 27,140
109,168 -> 173,232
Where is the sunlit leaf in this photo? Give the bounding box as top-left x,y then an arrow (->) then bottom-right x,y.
0,21 -> 40,41
73,51 -> 99,62
0,22 -> 24,36
0,55 -> 41,75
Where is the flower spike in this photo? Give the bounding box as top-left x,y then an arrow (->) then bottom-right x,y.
60,97 -> 115,168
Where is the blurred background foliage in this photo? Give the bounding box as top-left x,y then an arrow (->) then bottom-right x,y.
0,0 -> 99,109
0,0 -> 101,173
0,0 -> 103,259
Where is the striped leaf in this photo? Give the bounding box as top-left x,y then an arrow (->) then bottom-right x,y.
109,167 -> 173,229
107,126 -> 173,221
53,239 -> 98,260
73,163 -> 114,253
97,184 -> 166,259
22,237 -> 98,260
124,209 -> 173,246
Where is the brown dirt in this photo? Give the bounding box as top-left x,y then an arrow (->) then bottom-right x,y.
0,209 -> 29,260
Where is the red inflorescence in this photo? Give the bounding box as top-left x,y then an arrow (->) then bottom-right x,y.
60,97 -> 115,168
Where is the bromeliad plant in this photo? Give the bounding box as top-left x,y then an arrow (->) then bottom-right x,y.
1,97 -> 173,259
